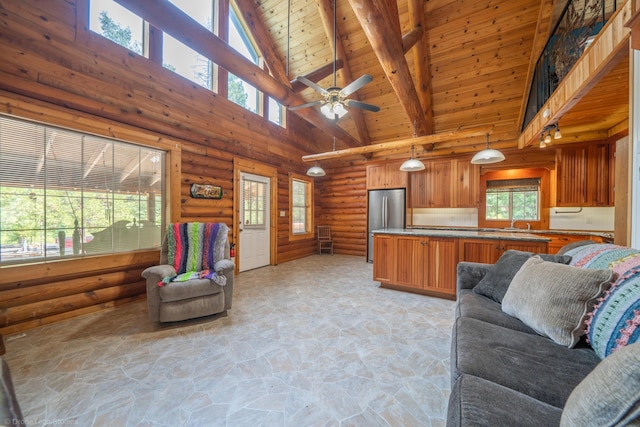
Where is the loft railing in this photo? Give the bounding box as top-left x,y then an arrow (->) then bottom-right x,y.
522,0 -> 618,129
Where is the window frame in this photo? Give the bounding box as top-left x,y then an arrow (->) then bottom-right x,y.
479,168 -> 550,230
0,112 -> 177,266
485,185 -> 540,221
289,173 -> 314,241
85,0 -> 287,127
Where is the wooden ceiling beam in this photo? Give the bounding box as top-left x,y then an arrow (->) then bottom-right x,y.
315,0 -> 372,145
290,59 -> 344,92
302,125 -> 493,162
233,0 -> 289,85
347,0 -> 433,136
407,0 -> 434,134
402,26 -> 424,53
114,0 -> 363,148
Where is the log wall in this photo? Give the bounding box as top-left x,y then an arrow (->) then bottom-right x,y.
0,0 -> 324,334
318,161 -> 368,257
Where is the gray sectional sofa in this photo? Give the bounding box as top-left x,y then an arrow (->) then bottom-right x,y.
447,245 -> 640,427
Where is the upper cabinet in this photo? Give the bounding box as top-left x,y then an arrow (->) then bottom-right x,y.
366,162 -> 408,189
410,158 -> 479,208
556,142 -> 614,207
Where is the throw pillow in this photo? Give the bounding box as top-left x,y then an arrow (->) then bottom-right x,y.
473,250 -> 572,303
502,256 -> 614,348
560,342 -> 640,427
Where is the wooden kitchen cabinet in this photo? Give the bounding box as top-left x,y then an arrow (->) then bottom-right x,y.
374,234 -> 458,297
556,143 -> 614,207
373,235 -> 395,284
410,158 -> 478,208
366,162 -> 408,189
459,238 -> 548,263
539,233 -> 604,254
395,236 -> 424,289
453,159 -> 480,207
424,237 -> 458,295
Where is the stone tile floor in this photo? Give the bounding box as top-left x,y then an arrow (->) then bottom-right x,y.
3,254 -> 455,426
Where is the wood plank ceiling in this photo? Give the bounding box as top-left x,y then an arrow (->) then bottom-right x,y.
244,0 -> 628,156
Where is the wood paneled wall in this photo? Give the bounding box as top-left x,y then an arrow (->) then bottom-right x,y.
317,161 -> 368,257
0,0 -> 320,334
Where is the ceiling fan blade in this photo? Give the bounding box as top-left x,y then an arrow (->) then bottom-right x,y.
341,74 -> 373,96
289,100 -> 324,111
295,76 -> 329,95
345,99 -> 380,112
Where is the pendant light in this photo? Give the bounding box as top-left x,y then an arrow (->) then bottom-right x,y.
471,134 -> 505,165
306,164 -> 326,176
400,121 -> 425,171
307,136 -> 335,177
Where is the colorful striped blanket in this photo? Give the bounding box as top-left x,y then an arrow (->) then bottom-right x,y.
564,243 -> 640,358
159,222 -> 229,287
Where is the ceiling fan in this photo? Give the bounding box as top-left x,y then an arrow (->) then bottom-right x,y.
290,75 -> 380,119
288,0 -> 380,120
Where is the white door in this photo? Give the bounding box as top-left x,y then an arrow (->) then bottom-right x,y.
239,172 -> 270,272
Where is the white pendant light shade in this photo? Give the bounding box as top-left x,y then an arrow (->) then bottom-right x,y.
400,143 -> 425,171
400,158 -> 425,171
306,164 -> 326,177
471,134 -> 505,165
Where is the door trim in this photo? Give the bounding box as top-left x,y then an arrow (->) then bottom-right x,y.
233,157 -> 278,272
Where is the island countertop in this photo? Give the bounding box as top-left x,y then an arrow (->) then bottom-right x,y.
372,228 -> 551,242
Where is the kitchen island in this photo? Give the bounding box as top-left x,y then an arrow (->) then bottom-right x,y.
372,228 -> 551,299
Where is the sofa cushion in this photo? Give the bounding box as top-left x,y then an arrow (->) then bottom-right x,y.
560,342 -> 640,427
473,250 -> 571,304
159,278 -> 223,303
456,289 -> 537,335
447,374 -> 562,427
451,317 -> 601,408
502,256 -> 613,348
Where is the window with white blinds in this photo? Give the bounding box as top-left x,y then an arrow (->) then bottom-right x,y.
486,178 -> 540,221
0,115 -> 165,264
242,178 -> 266,227
289,174 -> 313,239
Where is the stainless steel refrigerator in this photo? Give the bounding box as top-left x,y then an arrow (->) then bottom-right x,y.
367,188 -> 406,262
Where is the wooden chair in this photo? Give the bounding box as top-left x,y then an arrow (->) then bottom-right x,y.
317,225 -> 333,255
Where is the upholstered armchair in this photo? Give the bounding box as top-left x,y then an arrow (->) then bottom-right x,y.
142,222 -> 235,323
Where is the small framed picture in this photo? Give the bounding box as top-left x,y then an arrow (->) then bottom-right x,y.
190,183 -> 223,199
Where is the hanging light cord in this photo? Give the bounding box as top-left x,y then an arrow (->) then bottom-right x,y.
332,0 -> 337,87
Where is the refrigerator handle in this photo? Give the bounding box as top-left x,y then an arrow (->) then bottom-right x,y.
383,195 -> 388,228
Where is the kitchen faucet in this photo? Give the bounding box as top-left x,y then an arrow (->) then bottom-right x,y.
510,218 -> 517,228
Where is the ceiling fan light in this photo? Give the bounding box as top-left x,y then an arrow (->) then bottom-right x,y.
333,102 -> 347,118
544,132 -> 552,144
306,164 -> 326,177
400,158 -> 425,172
320,104 -> 332,119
